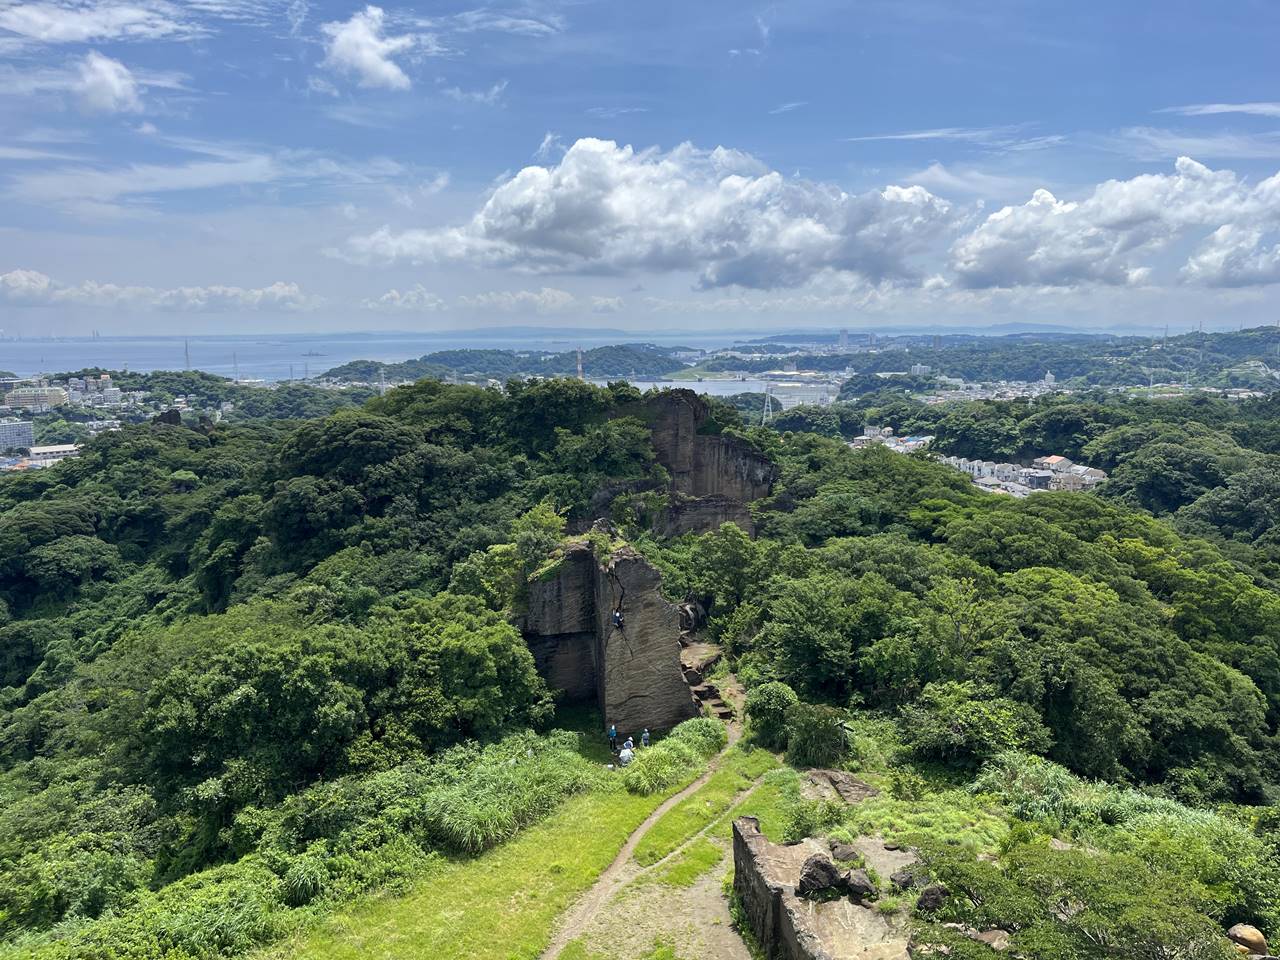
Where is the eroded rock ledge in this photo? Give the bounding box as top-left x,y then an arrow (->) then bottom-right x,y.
733,817 -> 911,960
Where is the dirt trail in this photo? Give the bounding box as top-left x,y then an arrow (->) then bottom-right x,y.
540,719 -> 743,959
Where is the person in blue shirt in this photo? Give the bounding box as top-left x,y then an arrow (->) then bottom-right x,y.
641,728 -> 650,748
622,736 -> 634,751
608,723 -> 618,752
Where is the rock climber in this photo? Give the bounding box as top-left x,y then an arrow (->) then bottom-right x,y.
612,605 -> 625,630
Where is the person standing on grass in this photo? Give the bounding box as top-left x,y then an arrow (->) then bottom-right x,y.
641,728 -> 650,748
609,723 -> 618,752
623,735 -> 634,751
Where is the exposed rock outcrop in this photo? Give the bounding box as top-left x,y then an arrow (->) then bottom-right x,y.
619,390 -> 777,536
521,538 -> 698,733
733,817 -> 910,960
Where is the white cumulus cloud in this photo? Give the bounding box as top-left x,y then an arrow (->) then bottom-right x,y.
457,287 -> 576,312
342,137 -> 955,290
75,50 -> 141,112
321,5 -> 415,90
951,157 -> 1280,288
362,284 -> 446,310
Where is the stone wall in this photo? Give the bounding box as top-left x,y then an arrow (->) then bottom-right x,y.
521,540 -> 698,733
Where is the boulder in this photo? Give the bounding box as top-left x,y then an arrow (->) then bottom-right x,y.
917,885 -> 948,912
1228,925 -> 1268,955
974,930 -> 1011,951
844,868 -> 877,902
830,842 -> 861,862
891,868 -> 921,891
797,854 -> 842,898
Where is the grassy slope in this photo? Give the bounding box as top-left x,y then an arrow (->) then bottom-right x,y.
259,788 -> 666,960
631,747 -> 779,866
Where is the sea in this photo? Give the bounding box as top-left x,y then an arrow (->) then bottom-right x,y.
0,330 -> 765,385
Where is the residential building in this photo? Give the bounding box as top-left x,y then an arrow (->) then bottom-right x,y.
5,386 -> 68,410
0,419 -> 34,451
1033,455 -> 1074,473
28,443 -> 80,466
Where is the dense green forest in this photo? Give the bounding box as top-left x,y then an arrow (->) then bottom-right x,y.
320,343 -> 691,382
2,374 -> 1279,959
712,327 -> 1280,389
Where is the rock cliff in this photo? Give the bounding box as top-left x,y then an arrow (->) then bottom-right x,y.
521,538 -> 698,733
617,390 -> 777,536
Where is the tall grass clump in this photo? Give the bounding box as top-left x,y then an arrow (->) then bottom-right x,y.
623,719 -> 726,796
7,730 -> 609,960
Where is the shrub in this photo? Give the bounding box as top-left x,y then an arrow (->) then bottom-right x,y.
745,681 -> 799,749
785,703 -> 849,768
622,718 -> 726,795
899,682 -> 1051,767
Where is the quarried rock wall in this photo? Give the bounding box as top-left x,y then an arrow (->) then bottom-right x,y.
521,540 -> 697,733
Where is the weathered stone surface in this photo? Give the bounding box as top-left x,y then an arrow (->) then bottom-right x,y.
804,770 -> 880,804
614,390 -> 776,536
660,493 -> 756,537
594,545 -> 699,733
636,390 -> 776,500
1229,925 -> 1269,955
733,817 -> 911,960
917,885 -> 948,912
890,868 -> 920,891
521,538 -> 697,734
974,930 -> 1010,951
797,855 -> 843,898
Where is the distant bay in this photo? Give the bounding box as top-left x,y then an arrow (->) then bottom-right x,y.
0,330 -> 751,382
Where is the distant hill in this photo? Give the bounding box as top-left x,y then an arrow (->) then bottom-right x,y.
323,343 -> 688,382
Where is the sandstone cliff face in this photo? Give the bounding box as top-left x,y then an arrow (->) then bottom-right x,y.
521,541 -> 697,733
641,390 -> 776,502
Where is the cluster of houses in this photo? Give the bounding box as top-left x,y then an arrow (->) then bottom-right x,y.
849,425 -> 936,453
940,454 -> 1107,497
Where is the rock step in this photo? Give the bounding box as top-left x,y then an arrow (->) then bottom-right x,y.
691,683 -> 720,699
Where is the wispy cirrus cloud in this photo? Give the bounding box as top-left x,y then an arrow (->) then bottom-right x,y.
442,78 -> 507,106
0,51 -> 184,113
842,125 -> 1063,151
0,267 -> 321,310
1106,126 -> 1280,160
768,101 -> 806,115
1159,101 -> 1280,119
4,139 -> 406,216
0,0 -> 199,43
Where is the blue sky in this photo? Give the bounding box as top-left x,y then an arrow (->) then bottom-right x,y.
2,0 -> 1279,334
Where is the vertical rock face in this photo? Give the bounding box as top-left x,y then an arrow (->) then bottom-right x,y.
639,390 -> 777,502
520,540 -> 697,733
594,546 -> 698,733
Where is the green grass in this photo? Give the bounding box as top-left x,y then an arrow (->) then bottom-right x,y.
651,837 -> 725,888
257,787 -> 675,960
841,790 -> 1008,853
714,767 -> 800,843
632,747 -> 779,867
